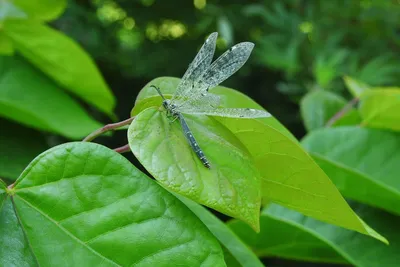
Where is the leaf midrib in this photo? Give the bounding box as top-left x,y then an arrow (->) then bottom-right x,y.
9,196 -> 41,267
14,195 -> 121,267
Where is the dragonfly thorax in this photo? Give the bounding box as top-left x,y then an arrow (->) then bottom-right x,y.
163,99 -> 179,117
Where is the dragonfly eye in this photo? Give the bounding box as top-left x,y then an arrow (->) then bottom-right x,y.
162,100 -> 169,110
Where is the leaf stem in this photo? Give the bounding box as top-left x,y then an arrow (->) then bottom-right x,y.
83,117 -> 135,142
113,144 -> 131,154
326,97 -> 359,127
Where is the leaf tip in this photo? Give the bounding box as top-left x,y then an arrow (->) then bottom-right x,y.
359,217 -> 388,245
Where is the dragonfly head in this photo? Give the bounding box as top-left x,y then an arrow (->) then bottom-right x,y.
162,99 -> 170,110
163,99 -> 179,117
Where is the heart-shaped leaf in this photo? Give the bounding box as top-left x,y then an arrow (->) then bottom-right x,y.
128,107 -> 261,231
0,56 -> 102,139
359,88 -> 400,132
230,203 -> 399,267
3,20 -> 115,116
176,194 -> 264,267
302,126 -> 400,215
2,142 -> 225,266
300,90 -> 360,131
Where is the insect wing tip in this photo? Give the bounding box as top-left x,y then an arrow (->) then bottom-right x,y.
207,32 -> 218,42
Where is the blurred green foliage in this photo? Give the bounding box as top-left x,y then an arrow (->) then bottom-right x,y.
52,0 -> 400,133
1,0 -> 400,266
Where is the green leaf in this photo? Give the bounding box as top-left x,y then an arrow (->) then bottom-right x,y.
13,0 -> 67,21
350,55 -> 400,86
130,77 -> 383,240
300,90 -> 360,131
0,32 -> 14,55
0,56 -> 102,139
230,203 -> 399,267
344,76 -> 370,97
313,49 -> 348,88
222,247 -> 242,267
210,85 -> 296,141
228,209 -> 348,264
0,119 -> 48,180
359,88 -> 400,132
176,194 -> 264,267
128,107 -> 261,231
214,118 -> 386,243
132,77 -> 296,141
0,197 -> 38,267
5,142 -> 225,266
3,20 -> 115,116
302,126 -> 400,215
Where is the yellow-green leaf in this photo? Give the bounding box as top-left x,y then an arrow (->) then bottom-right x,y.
128,108 -> 261,231
215,117 -> 386,243
359,88 -> 400,132
13,0 -> 67,21
0,32 -> 14,55
130,77 -> 383,241
344,76 -> 370,97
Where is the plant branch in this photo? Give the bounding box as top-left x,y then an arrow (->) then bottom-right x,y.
326,97 -> 359,127
113,144 -> 131,154
83,117 -> 135,142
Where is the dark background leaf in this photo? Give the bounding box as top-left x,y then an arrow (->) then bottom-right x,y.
0,119 -> 48,181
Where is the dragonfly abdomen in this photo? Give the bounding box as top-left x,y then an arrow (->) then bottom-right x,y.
177,114 -> 211,169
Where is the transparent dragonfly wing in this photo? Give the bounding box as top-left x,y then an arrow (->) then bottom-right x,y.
171,32 -> 218,103
199,42 -> 254,91
181,107 -> 271,118
176,42 -> 254,110
177,93 -> 221,113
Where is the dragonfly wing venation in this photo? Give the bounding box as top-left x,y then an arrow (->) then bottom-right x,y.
175,42 -> 254,110
198,42 -> 254,90
182,107 -> 271,118
171,32 -> 218,103
177,93 -> 221,113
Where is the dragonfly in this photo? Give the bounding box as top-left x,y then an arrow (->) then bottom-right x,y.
152,32 -> 271,169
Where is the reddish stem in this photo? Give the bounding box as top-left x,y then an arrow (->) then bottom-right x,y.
113,144 -> 131,154
83,117 -> 135,142
326,97 -> 359,127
